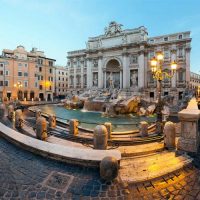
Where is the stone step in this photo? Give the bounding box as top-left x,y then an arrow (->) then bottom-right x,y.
118,141 -> 164,157
119,151 -> 193,184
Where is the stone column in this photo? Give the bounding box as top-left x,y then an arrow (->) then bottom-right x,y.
104,122 -> 112,139
177,98 -> 200,153
185,44 -> 191,85
49,114 -> 56,128
81,63 -> 84,89
73,63 -> 77,89
139,121 -> 148,137
86,58 -> 92,88
122,52 -> 130,89
98,54 -> 103,88
104,71 -> 107,88
93,125 -> 108,150
69,119 -> 79,136
138,46 -> 145,89
171,49 -> 177,88
36,117 -> 48,141
120,70 -> 123,89
15,109 -> 23,129
163,121 -> 176,149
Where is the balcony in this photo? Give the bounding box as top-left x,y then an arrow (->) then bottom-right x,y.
147,82 -> 157,88
176,81 -> 186,88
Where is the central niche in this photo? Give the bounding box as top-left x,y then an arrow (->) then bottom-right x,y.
105,59 -> 121,88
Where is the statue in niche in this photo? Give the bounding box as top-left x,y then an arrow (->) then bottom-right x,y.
130,71 -> 138,87
107,72 -> 114,88
93,74 -> 98,87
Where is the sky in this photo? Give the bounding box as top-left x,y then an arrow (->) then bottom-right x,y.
0,0 -> 199,73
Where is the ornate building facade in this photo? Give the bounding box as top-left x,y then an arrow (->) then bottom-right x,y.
0,46 -> 55,101
66,21 -> 192,101
54,66 -> 68,98
190,72 -> 200,98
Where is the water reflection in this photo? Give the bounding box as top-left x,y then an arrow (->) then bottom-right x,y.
38,105 -> 156,132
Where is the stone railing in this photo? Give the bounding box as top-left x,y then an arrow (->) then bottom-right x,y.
177,98 -> 200,153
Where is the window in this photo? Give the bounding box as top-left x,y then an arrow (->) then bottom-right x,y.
24,81 -> 28,87
150,92 -> 154,98
62,78 -> 64,81
24,72 -> 28,77
178,47 -> 183,57
178,34 -> 183,39
38,59 -> 43,65
164,50 -> 169,58
4,80 -> 9,86
18,71 -> 23,76
24,63 -> 28,67
49,86 -> 52,90
59,77 -> 60,80
0,70 -> 3,75
5,71 -> 9,76
39,67 -> 42,72
59,71 -> 60,74
164,92 -> 169,96
49,68 -> 52,73
149,51 -> 154,59
35,82 -> 38,88
62,72 -> 64,75
63,84 -> 64,87
51,77 -> 53,81
18,63 -> 22,67
39,85 -> 43,90
41,76 -> 43,80
59,83 -> 60,87
131,55 -> 138,64
49,61 -> 53,66
164,37 -> 168,41
0,81 -> 3,86
0,63 -> 4,67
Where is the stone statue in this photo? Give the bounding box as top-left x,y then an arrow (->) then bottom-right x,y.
104,21 -> 123,36
107,72 -> 114,88
122,34 -> 127,43
130,71 -> 138,87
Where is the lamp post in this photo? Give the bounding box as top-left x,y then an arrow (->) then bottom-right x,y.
150,51 -> 177,133
14,81 -> 23,101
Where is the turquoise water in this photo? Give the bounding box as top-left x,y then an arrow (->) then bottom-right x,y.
38,104 -> 156,132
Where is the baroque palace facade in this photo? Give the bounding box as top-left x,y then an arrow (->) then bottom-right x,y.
66,21 -> 192,101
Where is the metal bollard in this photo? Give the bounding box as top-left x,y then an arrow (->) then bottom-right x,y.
104,122 -> 112,139
49,114 -> 56,128
36,117 -> 48,141
139,121 -> 148,137
69,119 -> 79,136
164,121 -> 176,150
93,125 -> 108,150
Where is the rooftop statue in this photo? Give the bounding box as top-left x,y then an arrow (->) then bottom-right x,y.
104,21 -> 123,36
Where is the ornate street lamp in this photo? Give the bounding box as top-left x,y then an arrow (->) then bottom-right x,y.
150,51 -> 177,133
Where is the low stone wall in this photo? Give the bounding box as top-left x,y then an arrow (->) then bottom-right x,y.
0,121 -> 121,167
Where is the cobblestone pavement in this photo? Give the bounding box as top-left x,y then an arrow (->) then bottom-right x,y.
2,134 -> 200,200
0,137 -> 128,200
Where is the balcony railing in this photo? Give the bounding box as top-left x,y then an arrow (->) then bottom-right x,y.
147,82 -> 157,88
176,80 -> 186,88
